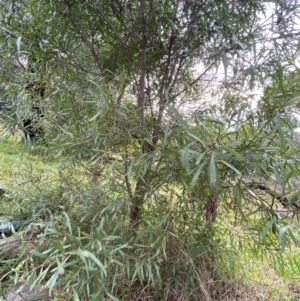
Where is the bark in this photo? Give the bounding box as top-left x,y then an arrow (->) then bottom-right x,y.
129,177 -> 149,229
0,224 -> 42,260
5,284 -> 51,301
128,1 -> 150,229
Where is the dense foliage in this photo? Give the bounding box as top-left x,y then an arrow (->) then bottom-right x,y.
1,0 -> 300,300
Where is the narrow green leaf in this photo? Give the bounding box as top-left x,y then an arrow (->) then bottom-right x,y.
167,19 -> 177,32
234,184 -> 243,206
280,232 -> 287,252
180,143 -> 193,171
37,266 -> 51,283
195,152 -> 206,166
219,146 -> 242,160
105,292 -> 120,301
286,95 -> 300,106
52,241 -> 64,253
31,250 -> 49,259
78,250 -> 107,277
88,79 -> 104,93
216,159 -> 241,176
126,159 -> 135,177
186,131 -> 208,148
233,39 -> 245,51
89,111 -> 101,122
278,224 -> 290,243
277,126 -> 287,151
46,271 -> 59,295
262,217 -> 275,240
208,153 -> 217,186
62,211 -> 72,235
244,208 -> 265,218
73,289 -> 80,301
191,162 -> 205,187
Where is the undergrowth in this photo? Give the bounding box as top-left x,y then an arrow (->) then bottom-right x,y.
1,138 -> 300,301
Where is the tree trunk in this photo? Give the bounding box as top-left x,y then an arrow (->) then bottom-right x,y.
129,177 -> 148,229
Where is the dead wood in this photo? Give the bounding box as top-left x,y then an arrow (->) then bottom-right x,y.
5,284 -> 51,301
0,224 -> 42,260
246,182 -> 300,213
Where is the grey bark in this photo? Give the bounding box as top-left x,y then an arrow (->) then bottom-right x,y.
0,224 -> 42,259
0,225 -> 51,300
5,284 -> 51,301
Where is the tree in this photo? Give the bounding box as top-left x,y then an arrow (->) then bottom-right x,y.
1,0 -> 300,299
260,67 -> 300,122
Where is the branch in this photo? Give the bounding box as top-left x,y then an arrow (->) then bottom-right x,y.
137,0 -> 146,126
124,152 -> 133,199
153,1 -> 180,145
173,61 -> 216,100
64,3 -> 105,76
246,183 -> 300,213
85,0 -> 126,49
272,32 -> 300,40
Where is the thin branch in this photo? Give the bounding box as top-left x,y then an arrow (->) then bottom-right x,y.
173,61 -> 216,99
152,0 -> 180,145
124,152 -> 133,199
65,6 -> 105,77
84,0 -> 140,101
85,0 -> 127,49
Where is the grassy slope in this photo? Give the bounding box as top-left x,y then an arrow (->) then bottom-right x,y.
1,137 -> 300,300
0,136 -> 57,214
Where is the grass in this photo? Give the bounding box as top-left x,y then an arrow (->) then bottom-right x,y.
0,138 -> 54,181
0,135 -> 59,216
1,137 -> 300,300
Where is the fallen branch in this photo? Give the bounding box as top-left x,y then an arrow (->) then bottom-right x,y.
246,182 -> 300,213
0,224 -> 42,260
5,284 -> 51,301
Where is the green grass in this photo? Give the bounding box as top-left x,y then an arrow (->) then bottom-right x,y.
0,135 -> 59,216
0,139 -> 54,183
